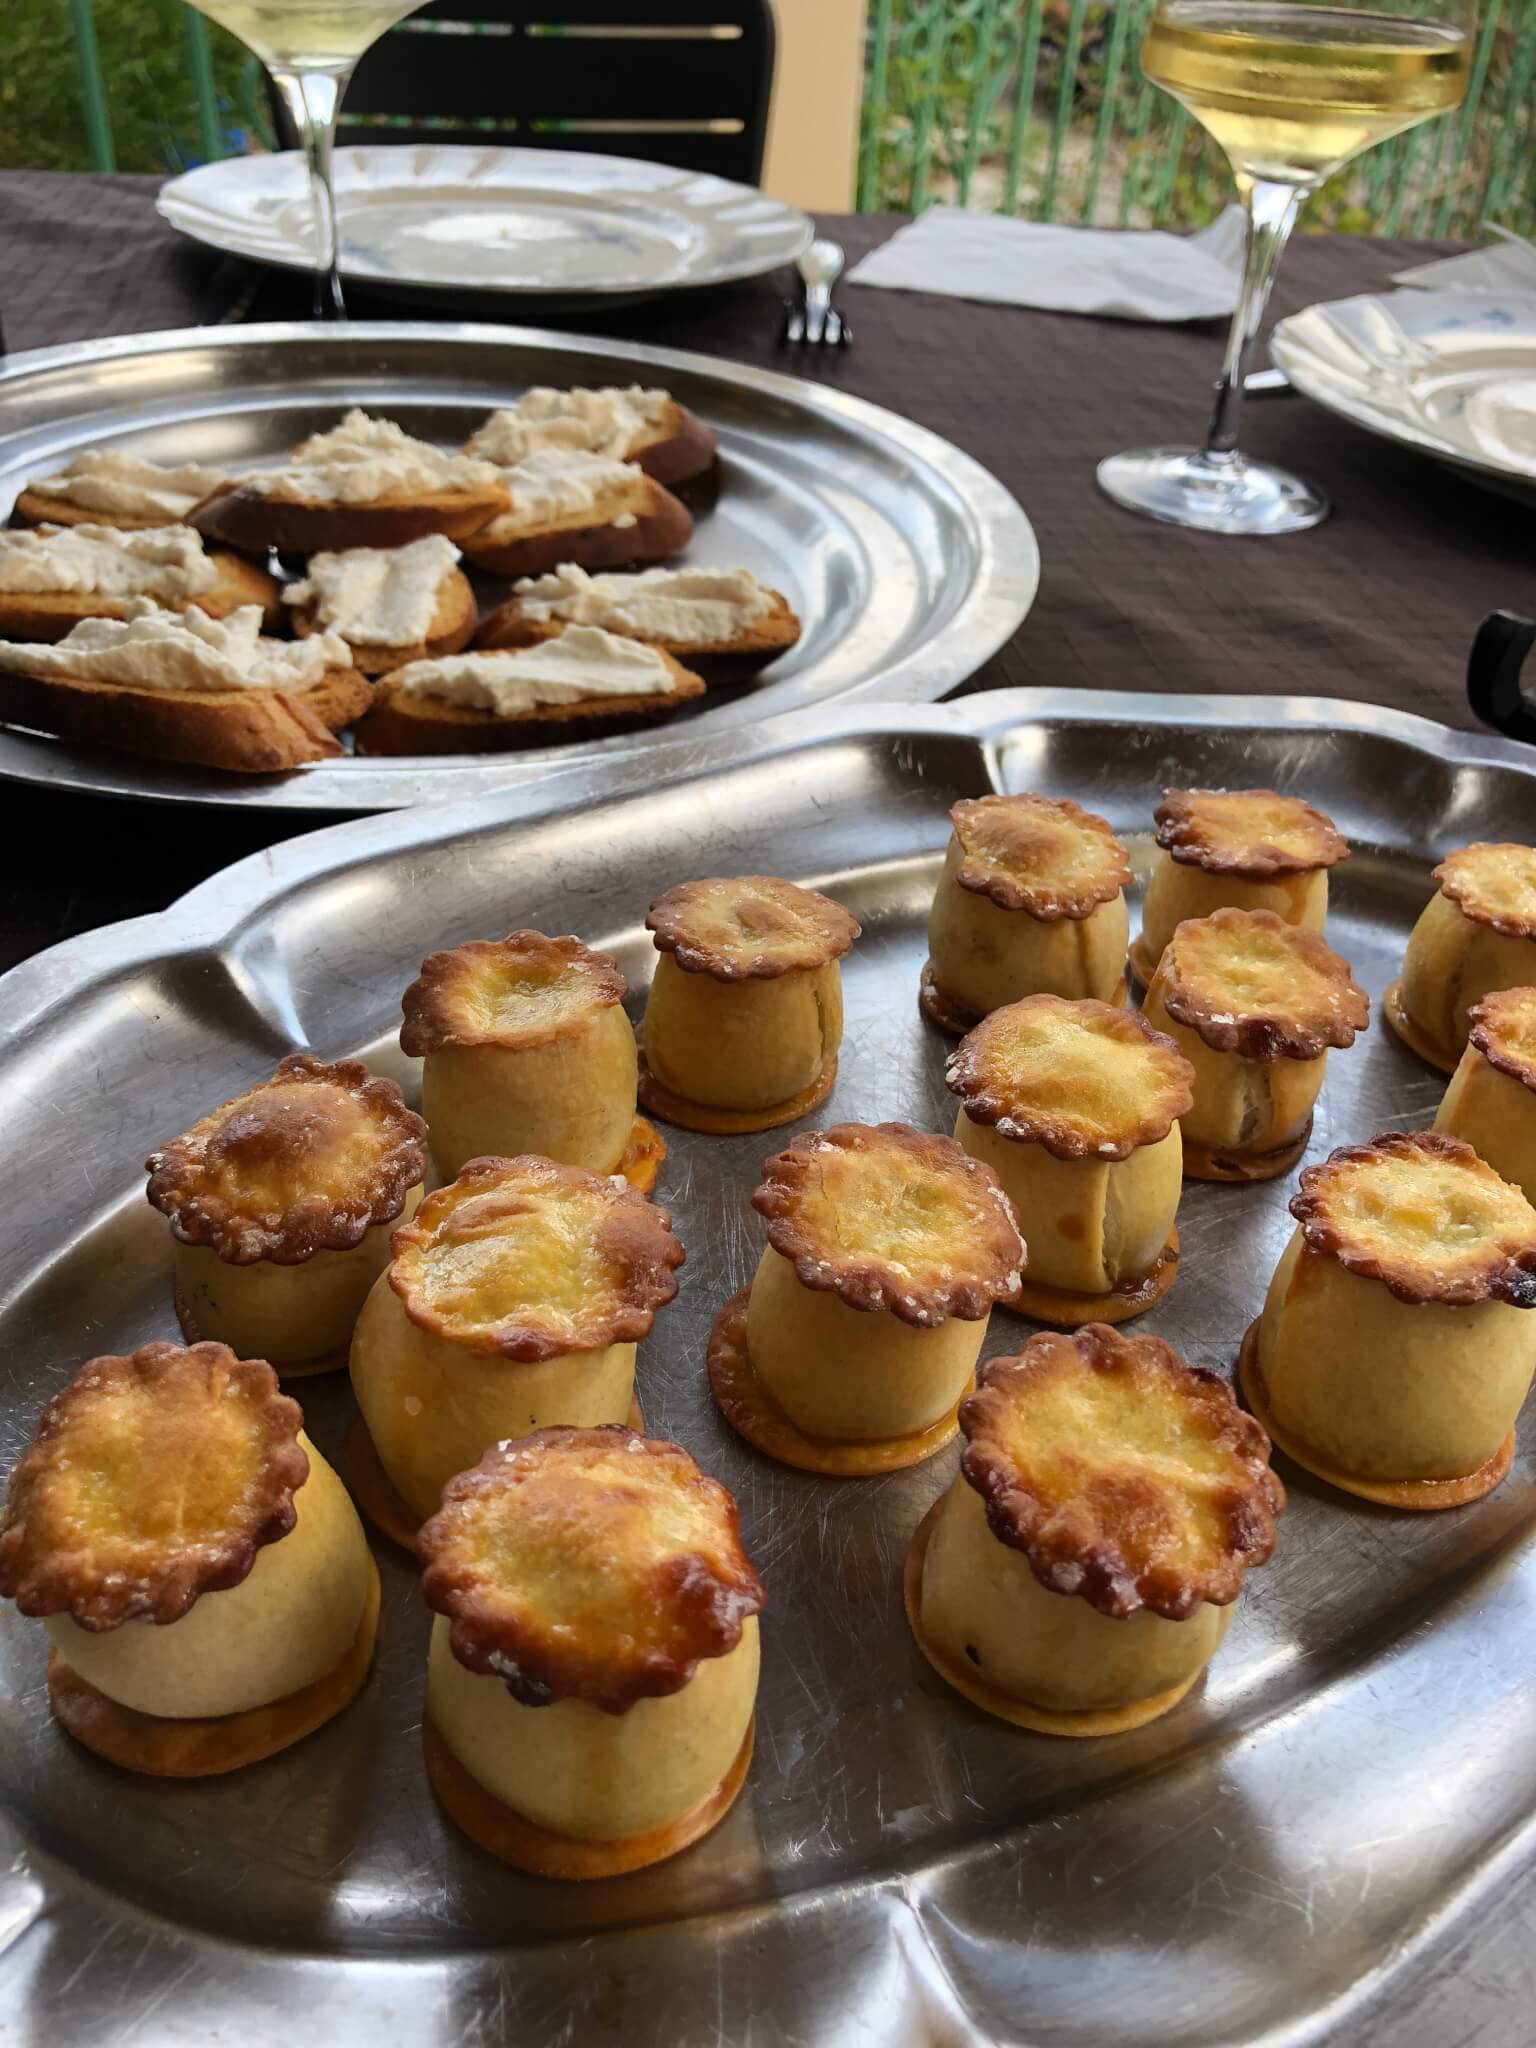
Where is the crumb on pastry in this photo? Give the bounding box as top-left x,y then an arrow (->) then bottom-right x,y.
1435,843 -> 1536,938
401,930 -> 628,1056
418,1425 -> 764,1714
646,875 -> 860,981
1156,907 -> 1368,1060
949,794 -> 1131,919
958,1323 -> 1283,1621
1468,986 -> 1536,1093
1153,788 -> 1349,877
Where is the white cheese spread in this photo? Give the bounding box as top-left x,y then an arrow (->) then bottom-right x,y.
0,523 -> 219,600
394,623 -> 677,714
284,534 -> 460,646
24,451 -> 227,522
490,448 -> 637,528
0,599 -> 350,693
512,563 -> 773,645
466,386 -> 671,466
248,410 -> 505,505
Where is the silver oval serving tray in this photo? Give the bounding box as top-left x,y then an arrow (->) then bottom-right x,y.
1,688 -> 1534,2046
0,321 -> 1037,812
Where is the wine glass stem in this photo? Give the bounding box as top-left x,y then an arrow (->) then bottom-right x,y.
1204,176 -> 1307,462
269,67 -> 352,322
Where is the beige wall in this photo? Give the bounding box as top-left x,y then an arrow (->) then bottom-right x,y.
761,0 -> 867,214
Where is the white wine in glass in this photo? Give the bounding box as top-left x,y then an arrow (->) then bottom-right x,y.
185,0 -> 432,318
1098,0 -> 1472,536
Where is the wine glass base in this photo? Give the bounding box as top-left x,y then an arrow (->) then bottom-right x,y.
1096,448 -> 1329,536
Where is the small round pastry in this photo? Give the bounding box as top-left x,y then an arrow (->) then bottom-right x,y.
1387,843 -> 1536,1072
947,996 -> 1193,1325
1434,987 -> 1536,1204
907,1325 -> 1282,1736
1130,786 -> 1349,990
0,1341 -> 378,1775
146,1053 -> 427,1376
348,1155 -> 684,1543
1240,1131 -> 1536,1509
638,875 -> 861,1133
400,930 -> 663,1191
708,1122 -> 1026,1474
419,1426 -> 764,1878
1142,909 -> 1369,1181
922,793 -> 1132,1035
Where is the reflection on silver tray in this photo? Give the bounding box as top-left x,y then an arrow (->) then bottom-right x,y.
1,688 -> 1534,2046
0,322 -> 1037,813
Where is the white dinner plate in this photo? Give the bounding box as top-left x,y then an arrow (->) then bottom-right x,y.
157,144 -> 812,301
1271,287 -> 1536,506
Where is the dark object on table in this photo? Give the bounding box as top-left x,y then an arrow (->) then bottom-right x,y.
271,0 -> 775,185
1468,610 -> 1536,743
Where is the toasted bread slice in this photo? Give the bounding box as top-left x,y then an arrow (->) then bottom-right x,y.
627,400 -> 718,490
13,492 -> 202,534
0,550 -> 281,643
477,583 -> 800,678
464,392 -> 717,491
355,646 -> 704,754
291,564 -> 478,677
459,471 -> 692,580
189,481 -> 508,559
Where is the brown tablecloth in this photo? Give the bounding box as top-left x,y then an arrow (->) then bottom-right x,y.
1,172 -> 1532,973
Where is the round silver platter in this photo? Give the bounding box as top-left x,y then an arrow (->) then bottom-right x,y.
0,320 -> 1038,812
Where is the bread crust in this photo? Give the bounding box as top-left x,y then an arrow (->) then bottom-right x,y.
401,930 -> 628,1055
647,874 -> 860,981
1435,842 -> 1536,938
1468,986 -> 1536,1093
958,1324 -> 1283,1621
475,584 -> 801,677
0,1341 -> 308,1631
1154,787 -> 1349,876
291,565 -> 477,677
752,1122 -> 1025,1325
355,646 -> 704,753
950,794 -> 1131,918
189,482 -> 509,557
628,401 -> 719,488
458,480 -> 693,580
1156,907 -> 1368,1060
0,549 -> 281,641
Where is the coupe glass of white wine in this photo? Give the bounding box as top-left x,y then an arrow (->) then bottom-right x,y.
1098,0 -> 1472,534
182,0 -> 433,319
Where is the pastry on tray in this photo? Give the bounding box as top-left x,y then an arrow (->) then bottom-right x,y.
1130,787 -> 1349,989
0,1340 -> 378,1775
0,599 -> 370,773
0,523 -> 279,641
189,410 -> 511,555
922,793 -> 1132,1035
1141,907 -> 1368,1181
477,564 -> 801,677
906,1325 -> 1282,1737
12,449 -> 229,532
1386,841 -> 1536,1072
1434,986 -> 1536,1203
707,1122 -> 1025,1475
638,875 -> 861,1133
284,533 -> 476,676
418,1425 -> 762,1878
400,929 -> 663,1189
354,624 -> 705,753
947,995 -> 1193,1325
464,384 -> 718,489
456,448 -> 693,579
1239,1131 -> 1536,1509
146,1053 -> 426,1377
347,1155 -> 684,1545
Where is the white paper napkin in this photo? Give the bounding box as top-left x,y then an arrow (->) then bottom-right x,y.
846,203 -> 1248,322
1393,237 -> 1536,294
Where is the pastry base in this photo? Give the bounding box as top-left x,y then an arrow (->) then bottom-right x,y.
1382,978 -> 1460,1075
637,1050 -> 838,1135
903,1500 -> 1214,1736
1181,1118 -> 1312,1184
348,1395 -> 647,1551
706,1287 -> 967,1474
1126,934 -> 1159,993
47,1554 -> 381,1777
174,1288 -> 345,1378
423,1708 -> 754,1879
1237,1320 -> 1514,1510
616,1114 -> 666,1194
920,961 -> 1129,1039
1009,1228 -> 1180,1329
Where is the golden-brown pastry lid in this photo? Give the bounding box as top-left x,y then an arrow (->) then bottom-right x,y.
389,1153 -> 684,1361
1290,1130 -> 1536,1306
418,1425 -> 764,1714
752,1121 -> 1024,1325
949,793 -> 1131,919
146,1053 -> 427,1266
0,1341 -> 307,1632
646,874 -> 859,980
1153,787 -> 1349,877
400,930 -> 628,1055
1156,907 -> 1369,1059
958,1323 -> 1283,1621
1469,986 -> 1536,1093
946,995 -> 1194,1161
1435,842 -> 1536,938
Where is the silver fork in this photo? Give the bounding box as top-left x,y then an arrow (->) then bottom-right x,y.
782,240 -> 852,348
